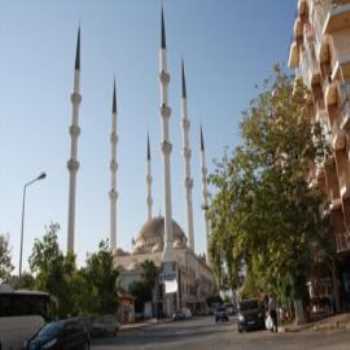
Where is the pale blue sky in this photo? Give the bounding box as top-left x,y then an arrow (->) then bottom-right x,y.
0,0 -> 296,272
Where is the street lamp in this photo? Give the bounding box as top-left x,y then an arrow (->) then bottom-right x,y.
19,172 -> 47,278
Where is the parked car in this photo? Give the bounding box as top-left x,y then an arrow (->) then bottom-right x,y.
90,315 -> 120,338
24,318 -> 90,350
172,308 -> 192,321
237,299 -> 265,332
215,306 -> 229,322
172,311 -> 186,321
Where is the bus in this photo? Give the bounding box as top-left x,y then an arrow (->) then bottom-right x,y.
0,284 -> 53,350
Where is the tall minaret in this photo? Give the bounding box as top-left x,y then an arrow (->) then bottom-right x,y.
146,133 -> 153,221
200,126 -> 211,265
180,60 -> 195,251
109,79 -> 118,252
159,6 -> 174,262
67,28 -> 82,253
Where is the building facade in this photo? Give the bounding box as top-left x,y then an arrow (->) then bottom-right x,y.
116,217 -> 215,317
289,0 -> 350,307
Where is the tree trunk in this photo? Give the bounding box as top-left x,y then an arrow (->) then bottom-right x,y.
293,299 -> 305,325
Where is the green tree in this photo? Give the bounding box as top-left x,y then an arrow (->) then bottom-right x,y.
7,273 -> 36,290
0,234 -> 14,282
29,223 -> 78,317
209,67 -> 333,324
83,240 -> 119,315
129,260 -> 159,313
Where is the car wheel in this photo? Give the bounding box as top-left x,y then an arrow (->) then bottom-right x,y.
83,341 -> 90,350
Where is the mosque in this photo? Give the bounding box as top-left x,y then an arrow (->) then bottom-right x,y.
65,7 -> 216,317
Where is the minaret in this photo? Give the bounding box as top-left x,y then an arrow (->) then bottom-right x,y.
109,79 -> 118,252
200,126 -> 211,265
146,133 -> 153,221
67,28 -> 82,253
180,60 -> 195,251
159,6 -> 174,262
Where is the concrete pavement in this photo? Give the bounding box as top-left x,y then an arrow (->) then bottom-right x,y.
92,316 -> 350,350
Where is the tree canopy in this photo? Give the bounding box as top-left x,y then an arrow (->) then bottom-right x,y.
0,234 -> 13,282
208,67 -> 333,309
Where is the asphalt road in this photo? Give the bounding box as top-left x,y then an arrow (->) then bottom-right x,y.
92,316 -> 350,350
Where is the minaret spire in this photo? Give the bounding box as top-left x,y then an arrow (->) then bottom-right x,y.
109,78 -> 118,253
146,133 -> 153,221
161,6 -> 166,49
67,27 -> 82,253
200,126 -> 211,266
159,6 -> 174,262
180,60 -> 195,251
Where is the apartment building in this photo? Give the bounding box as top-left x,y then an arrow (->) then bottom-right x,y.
289,0 -> 350,307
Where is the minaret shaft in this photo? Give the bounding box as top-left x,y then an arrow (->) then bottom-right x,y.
200,128 -> 211,266
109,82 -> 118,252
67,30 -> 81,254
147,136 -> 153,221
181,70 -> 195,251
159,9 -> 174,262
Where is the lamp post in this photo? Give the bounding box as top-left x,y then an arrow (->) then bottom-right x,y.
19,172 -> 47,278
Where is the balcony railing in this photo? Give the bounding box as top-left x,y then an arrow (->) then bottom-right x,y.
322,1 -> 350,34
336,232 -> 350,253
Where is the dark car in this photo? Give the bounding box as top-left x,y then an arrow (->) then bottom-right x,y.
172,311 -> 186,321
25,318 -> 90,350
215,306 -> 229,322
237,299 -> 265,332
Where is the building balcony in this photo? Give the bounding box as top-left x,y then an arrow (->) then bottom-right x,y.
325,81 -> 339,106
336,232 -> 350,253
294,17 -> 304,38
298,0 -> 308,17
323,2 -> 350,35
288,41 -> 300,69
330,197 -> 343,211
331,115 -> 346,150
332,52 -> 350,81
340,183 -> 350,198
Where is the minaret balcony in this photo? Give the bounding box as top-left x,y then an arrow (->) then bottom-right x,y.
323,2 -> 350,35
183,148 -> 192,158
70,92 -> 82,104
110,160 -> 118,172
159,70 -> 170,84
67,159 -> 80,172
161,141 -> 172,154
109,189 -> 118,200
181,118 -> 190,129
110,132 -> 118,144
160,104 -> 171,118
69,125 -> 81,137
185,177 -> 194,189
288,41 -> 300,69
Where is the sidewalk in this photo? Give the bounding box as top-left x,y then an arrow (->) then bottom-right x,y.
121,318 -> 172,331
281,313 -> 350,333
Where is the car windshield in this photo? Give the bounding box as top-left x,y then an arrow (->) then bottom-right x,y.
239,301 -> 259,311
37,322 -> 63,339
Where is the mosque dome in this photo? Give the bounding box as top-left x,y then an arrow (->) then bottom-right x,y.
132,216 -> 187,254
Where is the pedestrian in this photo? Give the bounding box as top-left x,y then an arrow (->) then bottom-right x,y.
268,295 -> 278,333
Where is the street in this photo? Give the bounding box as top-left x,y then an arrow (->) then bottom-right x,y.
92,316 -> 350,350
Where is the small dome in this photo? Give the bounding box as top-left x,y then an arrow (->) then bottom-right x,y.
132,216 -> 187,254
